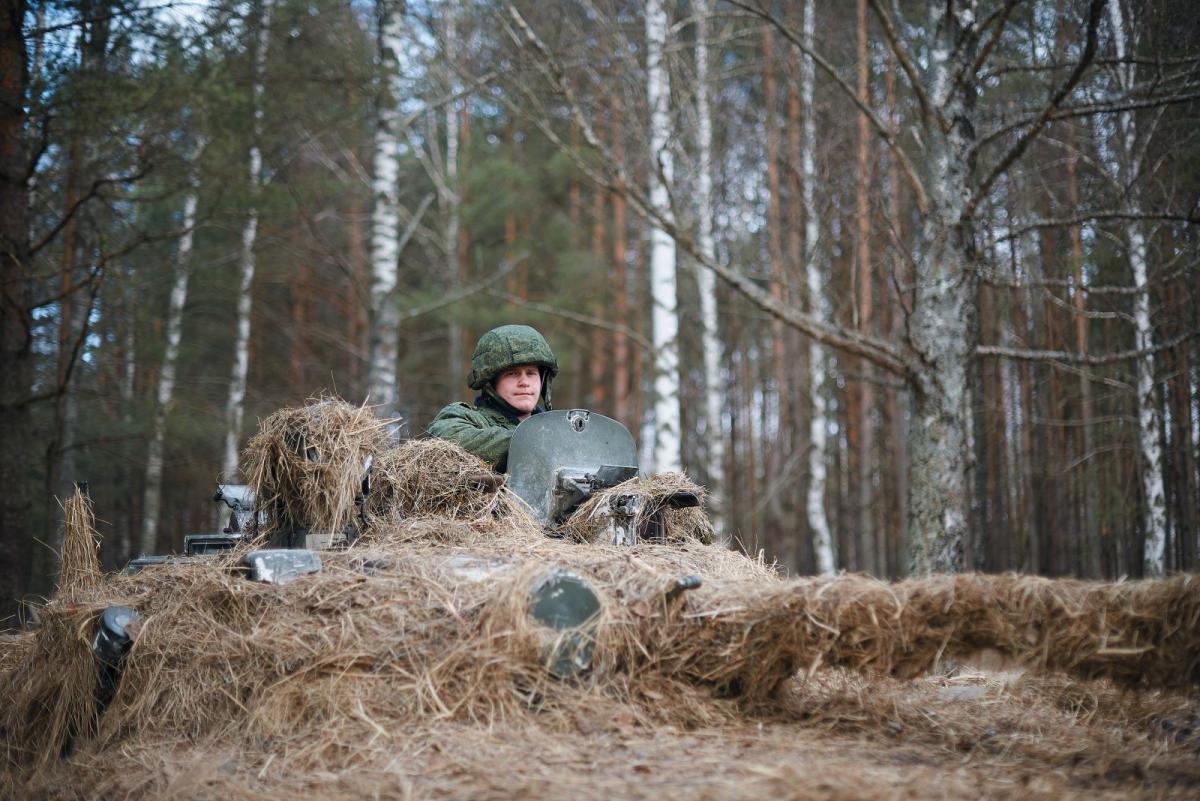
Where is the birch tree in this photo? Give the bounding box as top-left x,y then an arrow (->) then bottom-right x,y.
646,0 -> 681,474
1106,0 -> 1167,575
444,1 -> 463,376
367,0 -> 405,422
222,0 -> 272,482
798,0 -> 834,575
694,0 -> 724,532
140,138 -> 206,555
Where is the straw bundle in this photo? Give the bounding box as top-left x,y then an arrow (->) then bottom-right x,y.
243,399 -> 390,536
0,602 -> 105,778
638,571 -> 1200,699
364,438 -> 524,524
58,486 -> 102,595
560,473 -> 715,545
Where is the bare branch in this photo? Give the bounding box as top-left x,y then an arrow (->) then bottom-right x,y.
982,54 -> 1200,79
966,0 -> 1106,220
488,290 -> 653,352
976,88 -> 1200,152
397,255 -> 526,322
987,210 -> 1200,244
976,328 -> 1197,365
29,167 -> 153,256
952,0 -> 1023,95
866,0 -> 941,130
979,261 -> 1194,295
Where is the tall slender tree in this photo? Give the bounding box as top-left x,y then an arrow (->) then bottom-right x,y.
1106,0 -> 1167,575
0,0 -> 32,623
222,0 -> 273,482
367,0 -> 406,424
141,137 -> 206,556
694,0 -> 724,533
645,0 -> 681,473
799,0 -> 834,574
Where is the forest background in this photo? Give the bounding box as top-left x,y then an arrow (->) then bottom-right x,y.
1,0 -> 1198,626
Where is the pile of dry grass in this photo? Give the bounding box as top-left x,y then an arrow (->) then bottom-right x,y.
1,485 -> 107,784
560,473 -> 715,545
4,531 -> 1199,800
365,438 -> 529,524
243,398 -> 391,536
58,485 -> 102,595
5,403 -> 1200,800
634,571 -> 1200,699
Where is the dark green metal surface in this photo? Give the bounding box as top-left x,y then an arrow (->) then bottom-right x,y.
527,570 -> 601,677
506,410 -> 638,525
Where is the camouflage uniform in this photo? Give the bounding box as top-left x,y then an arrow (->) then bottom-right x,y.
428,325 -> 558,471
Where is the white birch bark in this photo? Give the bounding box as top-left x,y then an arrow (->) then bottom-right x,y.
694,0 -> 724,533
222,0 -> 272,483
367,0 -> 405,423
140,139 -> 206,555
1108,0 -> 1167,575
444,2 -> 462,378
646,0 -> 681,474
799,0 -> 834,575
904,2 -> 978,575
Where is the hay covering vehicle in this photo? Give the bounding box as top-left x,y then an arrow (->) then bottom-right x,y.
7,398 -> 1197,801
110,406 -> 707,686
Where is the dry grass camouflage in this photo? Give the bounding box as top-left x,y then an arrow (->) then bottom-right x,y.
1,399 -> 1197,800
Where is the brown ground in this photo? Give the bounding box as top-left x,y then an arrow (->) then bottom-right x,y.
21,667 -> 1199,801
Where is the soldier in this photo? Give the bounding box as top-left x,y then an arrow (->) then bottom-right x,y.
428,324 -> 558,471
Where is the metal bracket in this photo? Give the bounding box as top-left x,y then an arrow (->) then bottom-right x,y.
242,549 -> 322,585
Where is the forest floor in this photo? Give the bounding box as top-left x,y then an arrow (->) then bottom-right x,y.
36,666 -> 1197,801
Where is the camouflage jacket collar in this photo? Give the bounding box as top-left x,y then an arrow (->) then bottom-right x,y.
476,390 -> 545,425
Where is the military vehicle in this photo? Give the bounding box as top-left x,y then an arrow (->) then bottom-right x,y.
98,408 -> 707,691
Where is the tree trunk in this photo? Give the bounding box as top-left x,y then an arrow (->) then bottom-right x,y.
1107,0 -> 1167,576
694,0 -> 724,534
222,0 -> 272,482
761,23 -> 788,468
905,3 -> 979,575
645,0 -> 681,474
785,38 -> 811,572
1167,276 -> 1196,571
798,0 -> 834,575
347,168 -> 368,396
883,56 -> 906,577
444,0 -> 462,387
853,0 -> 875,574
117,278 -> 137,564
367,0 -> 406,423
612,104 -> 630,426
0,0 -> 32,626
1065,120 -> 1100,576
589,106 -> 609,411
140,140 -> 205,556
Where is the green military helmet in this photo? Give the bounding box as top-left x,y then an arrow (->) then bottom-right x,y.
468,324 -> 559,407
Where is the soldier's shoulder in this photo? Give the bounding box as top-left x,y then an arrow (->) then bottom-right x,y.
432,400 -> 513,424
434,401 -> 475,414
431,401 -> 478,422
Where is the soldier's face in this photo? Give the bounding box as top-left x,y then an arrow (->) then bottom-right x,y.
495,364 -> 542,418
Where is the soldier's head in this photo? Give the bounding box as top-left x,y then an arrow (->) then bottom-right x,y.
468,325 -> 558,414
